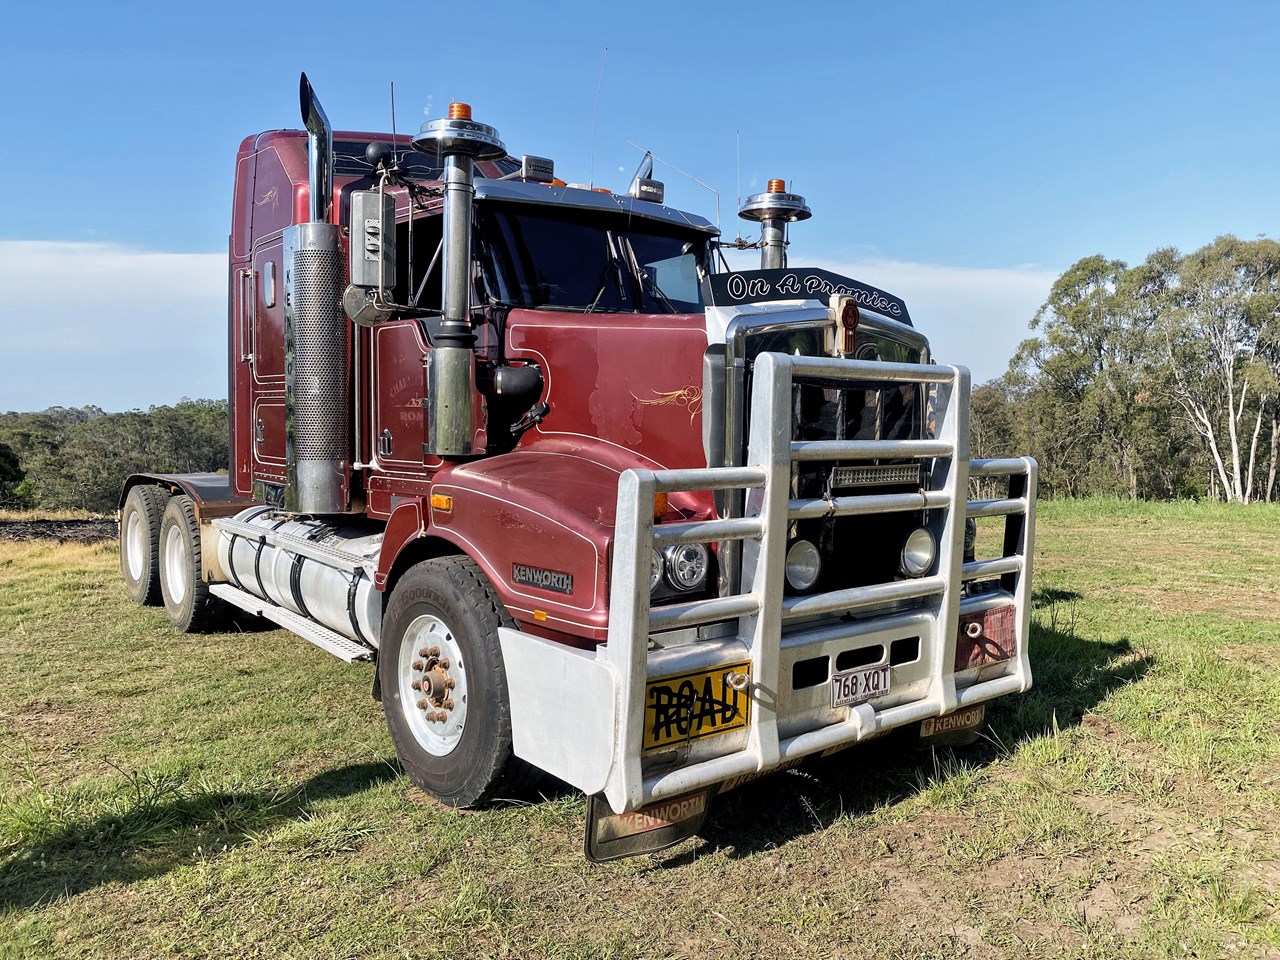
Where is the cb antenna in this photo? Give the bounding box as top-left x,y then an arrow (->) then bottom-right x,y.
390,81 -> 400,170
589,47 -> 608,188
735,130 -> 743,243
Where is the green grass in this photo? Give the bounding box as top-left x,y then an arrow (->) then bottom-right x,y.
2,500 -> 1279,958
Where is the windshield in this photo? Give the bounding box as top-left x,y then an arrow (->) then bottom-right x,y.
475,203 -> 707,313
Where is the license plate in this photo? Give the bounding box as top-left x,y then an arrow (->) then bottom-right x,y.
831,664 -> 891,708
920,704 -> 985,737
643,661 -> 751,752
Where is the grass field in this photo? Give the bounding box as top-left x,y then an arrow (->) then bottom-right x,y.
2,501 -> 1278,959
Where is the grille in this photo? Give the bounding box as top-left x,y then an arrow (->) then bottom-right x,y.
290,246 -> 348,461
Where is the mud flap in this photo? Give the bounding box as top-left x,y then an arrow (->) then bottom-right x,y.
584,789 -> 712,863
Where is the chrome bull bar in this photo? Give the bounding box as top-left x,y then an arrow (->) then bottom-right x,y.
498,352 -> 1037,815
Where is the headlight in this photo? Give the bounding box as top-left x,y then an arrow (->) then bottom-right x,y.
900,527 -> 936,578
649,550 -> 664,593
785,539 -> 822,591
664,543 -> 708,590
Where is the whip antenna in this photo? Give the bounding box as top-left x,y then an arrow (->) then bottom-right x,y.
735,130 -> 742,243
589,47 -> 608,188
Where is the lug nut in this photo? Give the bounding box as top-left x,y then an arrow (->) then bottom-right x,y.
445,678 -> 456,690
438,658 -> 450,670
443,698 -> 455,710
427,646 -> 441,657
411,680 -> 422,691
417,699 -> 429,710
412,659 -> 425,671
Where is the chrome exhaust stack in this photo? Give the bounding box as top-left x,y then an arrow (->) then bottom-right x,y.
412,103 -> 506,456
283,73 -> 348,514
738,179 -> 811,270
300,73 -> 334,224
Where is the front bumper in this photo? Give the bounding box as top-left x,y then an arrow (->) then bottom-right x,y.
499,353 -> 1037,814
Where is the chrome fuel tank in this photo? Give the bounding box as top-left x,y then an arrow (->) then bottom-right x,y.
216,506 -> 382,647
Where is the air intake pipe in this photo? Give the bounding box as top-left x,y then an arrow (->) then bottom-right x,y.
412,103 -> 506,456
283,73 -> 348,513
738,179 -> 812,270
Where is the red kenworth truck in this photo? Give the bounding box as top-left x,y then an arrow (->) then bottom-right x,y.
118,75 -> 1038,860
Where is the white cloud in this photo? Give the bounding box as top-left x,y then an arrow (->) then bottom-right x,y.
724,251 -> 1056,383
0,241 -> 225,411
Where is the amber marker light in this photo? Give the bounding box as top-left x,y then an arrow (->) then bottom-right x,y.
534,610 -> 548,622
430,493 -> 454,512
653,492 -> 669,518
448,102 -> 472,120
767,178 -> 786,193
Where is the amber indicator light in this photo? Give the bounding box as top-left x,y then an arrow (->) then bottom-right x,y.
430,493 -> 454,512
448,102 -> 472,121
767,178 -> 786,193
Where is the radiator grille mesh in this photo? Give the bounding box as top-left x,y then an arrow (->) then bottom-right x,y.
290,247 -> 347,461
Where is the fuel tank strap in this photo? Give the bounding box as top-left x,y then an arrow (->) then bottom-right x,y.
224,533 -> 246,592
290,553 -> 313,620
347,572 -> 369,646
252,534 -> 268,598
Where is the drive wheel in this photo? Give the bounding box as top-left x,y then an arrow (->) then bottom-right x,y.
158,495 -> 219,632
120,484 -> 170,605
379,557 -> 530,807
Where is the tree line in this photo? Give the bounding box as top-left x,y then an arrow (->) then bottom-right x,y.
2,236 -> 1276,513
0,400 -> 228,513
971,235 -> 1280,503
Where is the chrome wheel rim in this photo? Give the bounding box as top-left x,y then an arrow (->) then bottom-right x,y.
163,524 -> 187,605
398,614 -> 468,757
125,511 -> 145,581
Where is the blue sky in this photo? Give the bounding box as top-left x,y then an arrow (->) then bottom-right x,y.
2,0 -> 1278,410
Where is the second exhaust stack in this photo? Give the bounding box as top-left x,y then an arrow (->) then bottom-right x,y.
413,103 -> 506,457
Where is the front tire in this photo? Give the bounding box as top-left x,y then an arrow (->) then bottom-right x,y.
120,484 -> 170,606
379,557 -> 529,807
158,495 -> 220,632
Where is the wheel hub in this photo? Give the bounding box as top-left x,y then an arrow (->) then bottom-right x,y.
410,647 -> 459,722
398,615 -> 468,756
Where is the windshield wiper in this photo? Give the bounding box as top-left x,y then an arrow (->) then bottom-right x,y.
586,230 -> 632,314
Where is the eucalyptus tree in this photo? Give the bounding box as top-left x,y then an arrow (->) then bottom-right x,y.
1009,254 -> 1162,497
1146,236 -> 1280,503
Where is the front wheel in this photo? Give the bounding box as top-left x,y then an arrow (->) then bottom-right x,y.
379,557 -> 530,807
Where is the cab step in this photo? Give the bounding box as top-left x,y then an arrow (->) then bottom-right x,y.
210,582 -> 373,662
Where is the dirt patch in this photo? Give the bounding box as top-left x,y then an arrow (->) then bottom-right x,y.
0,519 -> 116,544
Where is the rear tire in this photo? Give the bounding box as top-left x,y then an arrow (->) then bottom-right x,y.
120,484 -> 170,606
158,495 -> 220,632
379,557 -> 532,807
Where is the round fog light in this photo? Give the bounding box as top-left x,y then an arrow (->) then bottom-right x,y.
785,539 -> 822,591
664,543 -> 708,590
900,527 -> 936,578
649,550 -> 664,592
